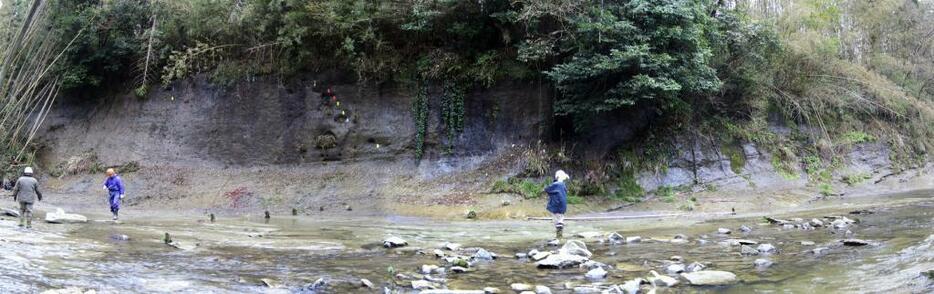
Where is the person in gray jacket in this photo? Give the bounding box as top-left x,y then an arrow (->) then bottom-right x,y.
12,167 -> 42,228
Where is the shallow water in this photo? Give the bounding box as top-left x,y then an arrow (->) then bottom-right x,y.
0,190 -> 932,293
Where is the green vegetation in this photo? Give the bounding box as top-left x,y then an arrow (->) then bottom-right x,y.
657,186 -> 676,203
612,174 -> 644,203
490,178 -> 546,199
842,172 -> 871,186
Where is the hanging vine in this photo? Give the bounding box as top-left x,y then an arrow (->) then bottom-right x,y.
412,81 -> 430,161
440,80 -> 466,151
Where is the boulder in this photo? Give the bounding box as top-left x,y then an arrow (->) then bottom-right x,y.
809,218 -> 824,227
443,242 -> 463,251
421,264 -> 440,274
757,243 -> 777,254
560,240 -> 592,258
534,285 -> 552,294
579,260 -> 608,270
607,232 -> 624,244
718,228 -> 732,234
531,251 -> 551,261
45,208 -> 88,224
665,263 -> 686,274
473,248 -> 495,260
433,249 -> 445,258
686,262 -> 706,272
2,208 -> 19,217
383,236 -> 408,248
585,267 -> 608,280
303,277 -> 328,291
412,280 -> 440,290
754,258 -> 773,269
680,270 -> 738,286
739,225 -> 752,233
536,253 -> 589,269
511,283 -> 533,292
741,245 -> 759,256
625,236 -> 642,243
618,279 -> 645,294
648,270 -> 678,287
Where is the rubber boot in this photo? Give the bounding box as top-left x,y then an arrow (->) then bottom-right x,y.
555,226 -> 564,240
18,217 -> 25,227
26,217 -> 31,229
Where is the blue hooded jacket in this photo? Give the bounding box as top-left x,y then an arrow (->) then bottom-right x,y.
545,181 -> 568,214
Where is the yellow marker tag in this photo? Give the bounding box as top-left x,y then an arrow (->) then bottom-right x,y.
336,101 -> 341,107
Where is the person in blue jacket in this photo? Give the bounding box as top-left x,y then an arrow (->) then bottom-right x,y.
544,170 -> 570,240
103,168 -> 126,221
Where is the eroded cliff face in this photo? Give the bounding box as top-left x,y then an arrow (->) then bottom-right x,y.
39,76 -> 553,168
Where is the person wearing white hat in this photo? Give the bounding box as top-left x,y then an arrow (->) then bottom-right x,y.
12,166 -> 42,228
544,170 -> 570,240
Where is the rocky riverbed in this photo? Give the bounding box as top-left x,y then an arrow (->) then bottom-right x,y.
0,190 -> 932,293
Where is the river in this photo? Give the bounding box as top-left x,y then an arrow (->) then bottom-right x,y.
0,190 -> 931,293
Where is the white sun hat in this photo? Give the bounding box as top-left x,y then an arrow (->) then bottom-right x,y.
24,167 -> 33,174
555,170 -> 570,182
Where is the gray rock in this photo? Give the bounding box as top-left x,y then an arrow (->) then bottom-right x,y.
607,232 -> 624,244
531,251 -> 551,261
810,218 -> 824,227
741,245 -> 759,256
560,240 -> 592,258
450,266 -> 468,273
547,239 -> 561,246
579,260 -> 608,270
412,280 -> 439,290
717,228 -> 731,234
666,263 -> 686,274
585,267 -> 608,280
361,278 -> 375,289
686,262 -> 706,272
669,255 -> 684,262
534,285 -> 552,294
433,249 -> 445,257
110,234 -> 130,241
572,286 -> 601,294
536,253 -> 589,269
648,270 -> 679,287
739,225 -> 752,233
680,270 -> 738,286
305,277 -> 328,291
45,208 -> 88,224
757,243 -> 777,254
483,287 -> 501,294
812,247 -> 829,255
260,278 -> 281,288
800,241 -> 816,246
383,236 -> 408,248
722,239 -> 758,246
515,253 -> 528,259
619,278 -> 645,294
421,264 -> 440,274
2,208 -> 19,217
443,242 -> 463,251
511,283 -> 533,292
625,236 -> 642,243
166,240 -> 199,251
472,248 -> 495,260
754,258 -> 773,268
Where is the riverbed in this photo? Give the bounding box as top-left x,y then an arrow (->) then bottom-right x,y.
0,190 -> 932,293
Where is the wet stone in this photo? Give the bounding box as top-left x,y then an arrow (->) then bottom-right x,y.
718,228 -> 732,234
741,245 -> 759,256
585,267 -> 608,280
680,270 -> 738,286
754,258 -> 774,268
383,236 -> 408,248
